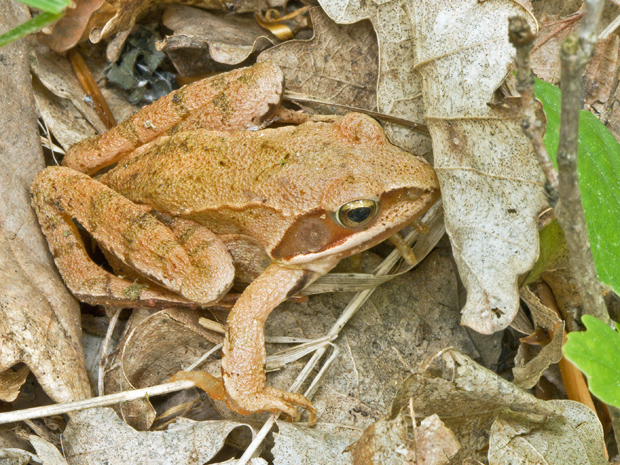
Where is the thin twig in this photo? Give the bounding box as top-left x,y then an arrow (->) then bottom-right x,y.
509,16 -> 559,204
98,308 -> 121,396
0,381 -> 195,425
599,12 -> 620,40
556,0 -> 609,325
509,5 -> 609,325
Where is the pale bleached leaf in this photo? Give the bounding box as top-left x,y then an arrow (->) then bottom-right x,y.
489,400 -> 607,465
272,420 -> 358,465
29,435 -> 68,465
63,408 -> 255,465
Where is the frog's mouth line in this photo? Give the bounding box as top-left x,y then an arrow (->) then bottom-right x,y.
271,188 -> 440,265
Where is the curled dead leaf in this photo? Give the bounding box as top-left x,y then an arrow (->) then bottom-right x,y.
104,308 -> 222,430
159,5 -> 277,66
0,365 -> 30,403
37,0 -> 106,53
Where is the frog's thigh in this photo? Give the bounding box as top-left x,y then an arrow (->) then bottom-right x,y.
63,62 -> 283,175
31,166 -> 234,305
222,263 -> 318,422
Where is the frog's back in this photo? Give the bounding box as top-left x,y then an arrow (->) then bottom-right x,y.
99,114 -> 438,247
100,123 -> 330,212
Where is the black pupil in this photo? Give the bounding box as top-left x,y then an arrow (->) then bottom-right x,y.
347,207 -> 372,223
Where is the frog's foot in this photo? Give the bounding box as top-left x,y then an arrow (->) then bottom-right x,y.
31,166 -> 235,307
227,386 -> 317,426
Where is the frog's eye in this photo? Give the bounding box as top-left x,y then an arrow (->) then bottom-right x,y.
335,199 -> 378,228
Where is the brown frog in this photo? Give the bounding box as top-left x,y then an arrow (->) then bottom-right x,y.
31,62 -> 440,424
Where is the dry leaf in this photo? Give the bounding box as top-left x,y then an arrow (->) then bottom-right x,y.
414,414 -> 461,465
389,348 -> 608,463
30,45 -> 107,135
0,448 -> 36,464
531,11 -> 620,107
542,269 -> 583,331
512,322 -> 564,390
272,420 -> 358,465
32,78 -> 99,151
159,5 -> 277,66
315,1 -> 430,155
345,414 -> 409,465
320,0 -> 547,334
489,400 -> 608,465
512,287 -> 564,389
0,430 -> 31,450
345,413 -> 459,465
102,308 -> 222,429
37,0 -> 106,53
258,7 -> 378,113
391,348 -> 557,420
0,365 -> 29,403
116,308 -> 222,389
29,435 -> 68,465
0,4 -> 90,404
389,348 -> 558,462
531,12 -> 620,142
89,0 -> 234,44
62,408 -> 255,464
87,0 -> 285,46
530,12 -> 581,85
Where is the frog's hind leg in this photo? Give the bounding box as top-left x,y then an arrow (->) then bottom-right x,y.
31,166 -> 235,307
62,61 -> 283,175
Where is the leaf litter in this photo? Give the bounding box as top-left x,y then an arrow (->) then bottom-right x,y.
2,0 -> 618,463
319,0 -> 548,335
0,4 -> 91,407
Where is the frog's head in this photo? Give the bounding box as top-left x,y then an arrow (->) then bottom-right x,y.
271,113 -> 440,265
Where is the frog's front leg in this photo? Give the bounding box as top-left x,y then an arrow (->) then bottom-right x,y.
222,261 -> 337,425
31,166 -> 235,306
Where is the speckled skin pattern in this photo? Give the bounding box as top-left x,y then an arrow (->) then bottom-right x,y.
31,63 -> 440,423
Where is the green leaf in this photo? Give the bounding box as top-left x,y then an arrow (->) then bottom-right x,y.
535,79 -> 620,296
564,315 -> 620,408
16,0 -> 70,14
0,11 -> 64,48
523,219 -> 568,286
